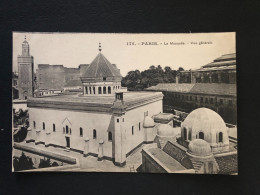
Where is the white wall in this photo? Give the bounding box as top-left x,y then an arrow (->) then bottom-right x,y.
29,98 -> 163,159
122,100 -> 163,154
29,108 -> 113,157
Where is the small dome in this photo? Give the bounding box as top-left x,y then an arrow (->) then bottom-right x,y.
157,124 -> 176,137
187,139 -> 212,157
143,116 -> 155,128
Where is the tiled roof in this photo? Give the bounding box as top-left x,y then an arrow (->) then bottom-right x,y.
202,60 -> 236,68
214,53 -> 236,62
189,83 -> 236,96
147,83 -> 236,96
147,83 -> 195,93
148,147 -> 186,172
81,53 -> 122,78
215,153 -> 238,174
163,141 -> 194,169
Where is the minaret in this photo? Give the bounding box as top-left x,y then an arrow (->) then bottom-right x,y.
18,35 -> 34,99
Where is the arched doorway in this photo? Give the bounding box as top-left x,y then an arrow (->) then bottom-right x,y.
199,132 -> 204,140
183,128 -> 187,140
218,132 -> 223,143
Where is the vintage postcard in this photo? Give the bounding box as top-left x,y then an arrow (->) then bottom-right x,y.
12,32 -> 237,174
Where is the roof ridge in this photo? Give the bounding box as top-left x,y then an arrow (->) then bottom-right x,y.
95,53 -> 101,77
101,53 -> 114,76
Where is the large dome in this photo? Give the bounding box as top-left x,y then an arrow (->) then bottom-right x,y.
180,108 -> 230,153
187,139 -> 212,157
157,124 -> 176,137
182,108 -> 226,133
143,116 -> 155,128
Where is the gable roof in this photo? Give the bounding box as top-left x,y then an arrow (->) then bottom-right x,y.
81,53 -> 122,78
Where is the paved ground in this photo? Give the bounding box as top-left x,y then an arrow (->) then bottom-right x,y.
21,141 -> 152,172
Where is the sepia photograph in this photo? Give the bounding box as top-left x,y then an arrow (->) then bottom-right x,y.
12,32 -> 237,174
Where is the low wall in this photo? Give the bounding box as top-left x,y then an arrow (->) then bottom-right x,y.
13,142 -> 80,172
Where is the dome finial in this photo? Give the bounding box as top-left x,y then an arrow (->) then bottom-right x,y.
99,42 -> 102,52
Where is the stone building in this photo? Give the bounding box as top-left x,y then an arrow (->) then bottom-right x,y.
25,46 -> 172,167
141,108 -> 237,174
37,64 -> 89,92
146,83 -> 237,124
180,53 -> 236,84
17,36 -> 34,99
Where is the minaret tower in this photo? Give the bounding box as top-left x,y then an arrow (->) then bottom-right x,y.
18,35 -> 34,99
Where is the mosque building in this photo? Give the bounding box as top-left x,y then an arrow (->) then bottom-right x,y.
24,43 -> 174,167
141,107 -> 238,174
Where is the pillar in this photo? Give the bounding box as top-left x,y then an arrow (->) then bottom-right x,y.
95,86 -> 98,95
35,129 -> 41,145
84,137 -> 90,157
45,130 -> 51,147
209,72 -> 212,83
114,115 -> 126,166
218,72 -> 222,83
98,139 -> 104,161
201,73 -> 204,83
25,127 -> 33,143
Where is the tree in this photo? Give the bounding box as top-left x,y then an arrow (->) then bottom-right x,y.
38,157 -> 52,168
13,152 -> 34,171
122,65 -> 185,91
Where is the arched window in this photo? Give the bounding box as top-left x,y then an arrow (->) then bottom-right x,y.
53,124 -> 56,132
63,127 -> 65,134
108,86 -> 111,94
85,87 -> 88,94
70,128 -> 72,134
93,129 -> 97,139
93,87 -> 95,94
98,87 -> 102,94
33,121 -> 36,129
188,131 -> 192,140
66,125 -> 69,134
43,122 -> 45,130
199,132 -> 204,140
183,128 -> 187,140
103,86 -> 106,94
108,132 -> 112,141
218,132 -> 223,143
139,122 -> 141,131
132,126 -> 134,135
89,87 -> 92,94
80,127 -> 83,137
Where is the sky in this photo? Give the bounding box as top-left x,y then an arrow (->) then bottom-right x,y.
13,32 -> 235,77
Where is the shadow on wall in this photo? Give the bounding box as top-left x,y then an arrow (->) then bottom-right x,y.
107,115 -> 115,161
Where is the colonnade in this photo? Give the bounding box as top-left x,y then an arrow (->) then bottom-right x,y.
83,84 -> 121,96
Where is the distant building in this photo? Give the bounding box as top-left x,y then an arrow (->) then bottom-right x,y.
180,53 -> 236,84
36,64 -> 88,91
18,36 -> 34,99
25,45 -> 169,167
146,83 -> 237,124
141,108 -> 237,174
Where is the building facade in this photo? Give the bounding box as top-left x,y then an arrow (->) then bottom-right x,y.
146,83 -> 237,124
18,36 -> 34,99
26,47 -> 168,166
180,53 -> 236,84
